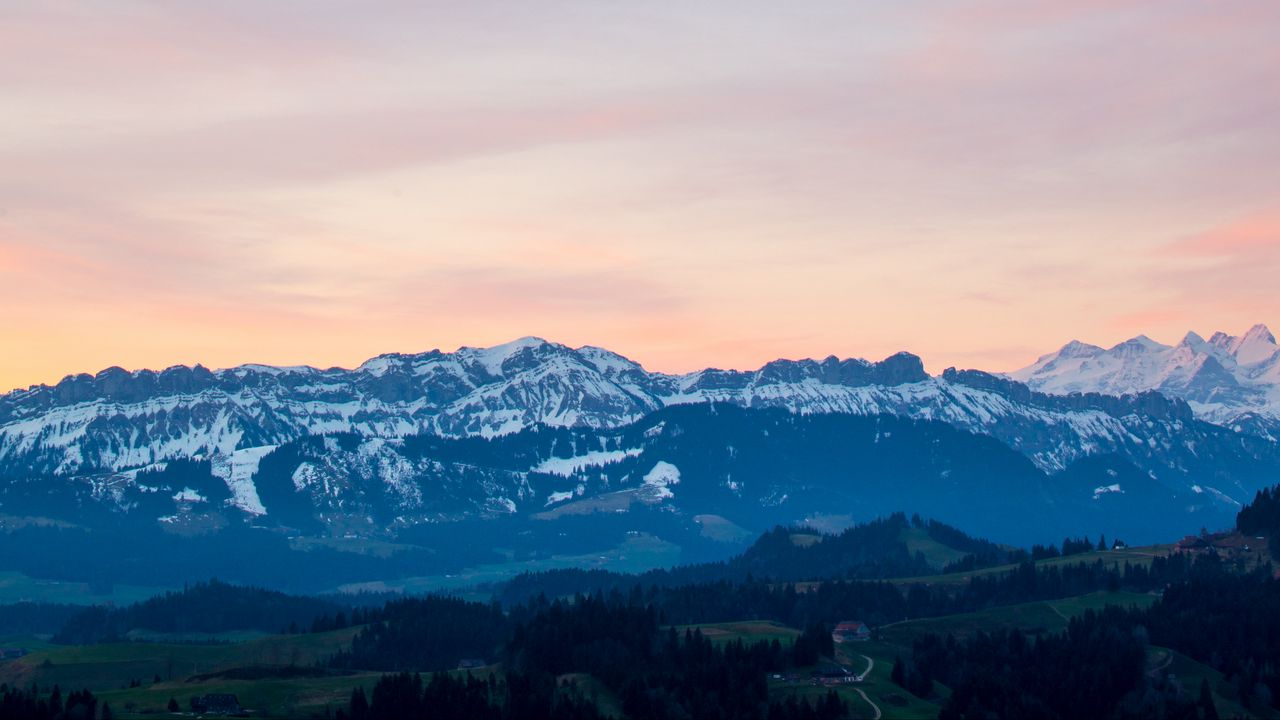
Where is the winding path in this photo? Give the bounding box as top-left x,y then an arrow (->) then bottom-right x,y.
852,654 -> 881,719
856,654 -> 875,680
851,687 -> 882,720
1047,601 -> 1071,623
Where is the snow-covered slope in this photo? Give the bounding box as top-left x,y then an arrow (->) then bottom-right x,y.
1012,324 -> 1280,435
0,338 -> 1217,489
5,337 -> 1280,547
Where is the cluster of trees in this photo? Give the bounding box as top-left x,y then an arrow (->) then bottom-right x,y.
907,607 -> 1147,719
1237,486 -> 1280,559
500,513 -> 1030,603
52,579 -> 344,644
789,622 -> 835,667
1027,534 -> 1108,562
338,595 -> 847,720
890,654 -> 934,700
0,685 -> 106,720
0,603 -> 82,636
1145,567 -> 1280,712
500,549 -> 1203,636
891,555 -> 1278,717
329,596 -> 508,671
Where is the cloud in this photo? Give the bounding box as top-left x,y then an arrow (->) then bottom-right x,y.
1168,210 -> 1280,258
1111,207 -> 1280,340
2,2 -> 1280,390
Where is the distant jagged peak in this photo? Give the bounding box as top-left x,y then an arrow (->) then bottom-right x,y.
1013,323 -> 1280,425
1208,331 -> 1235,350
1177,331 -> 1207,349
454,336 -> 560,375
354,337 -> 567,378
1057,339 -> 1105,357
1109,334 -> 1169,354
1242,323 -> 1275,343
573,345 -> 647,375
1229,323 -> 1277,365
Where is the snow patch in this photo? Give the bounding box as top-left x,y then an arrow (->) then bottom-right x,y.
545,491 -> 575,505
640,461 -> 680,501
533,448 -> 642,477
210,445 -> 277,515
1092,483 -> 1123,499
172,487 -> 206,503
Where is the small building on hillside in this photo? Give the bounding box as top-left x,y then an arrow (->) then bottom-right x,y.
457,658 -> 488,670
0,648 -> 27,660
832,621 -> 871,643
190,694 -> 244,716
810,662 -> 858,686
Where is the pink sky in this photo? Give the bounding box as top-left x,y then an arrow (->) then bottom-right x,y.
3,1 -> 1279,391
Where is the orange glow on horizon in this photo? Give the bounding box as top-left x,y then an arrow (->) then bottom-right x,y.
2,2 -> 1278,392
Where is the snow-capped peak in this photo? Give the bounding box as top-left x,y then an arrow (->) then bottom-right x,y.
462,336 -> 552,375
1110,334 -> 1167,354
1229,324 -> 1278,366
1177,331 -> 1207,350
1060,340 -> 1105,358
1013,324 -> 1280,429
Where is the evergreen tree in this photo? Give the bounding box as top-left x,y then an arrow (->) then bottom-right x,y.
350,687 -> 369,720
1198,678 -> 1219,720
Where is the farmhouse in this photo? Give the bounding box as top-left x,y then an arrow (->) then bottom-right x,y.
831,621 -> 871,643
810,662 -> 858,686
0,648 -> 27,660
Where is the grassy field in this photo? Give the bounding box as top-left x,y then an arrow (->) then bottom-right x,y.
768,680 -> 887,720
96,670 -> 383,718
897,527 -> 970,569
887,544 -> 1176,588
843,642 -> 944,719
875,591 -> 1157,648
692,514 -> 753,543
1147,646 -> 1279,720
672,620 -> 802,646
774,591 -> 1166,719
0,571 -> 173,606
335,532 -> 682,597
768,643 -> 944,720
784,543 -> 1180,597
679,618 -> 941,718
0,626 -> 507,718
0,627 -> 362,692
0,586 -> 1249,719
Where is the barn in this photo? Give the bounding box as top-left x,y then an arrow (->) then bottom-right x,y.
831,621 -> 871,643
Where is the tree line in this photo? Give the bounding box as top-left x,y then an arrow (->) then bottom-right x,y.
896,554 -> 1279,718
336,594 -> 848,720
0,685 -> 107,720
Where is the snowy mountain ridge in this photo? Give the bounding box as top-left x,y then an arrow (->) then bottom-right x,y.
0,336 -> 1217,490
1012,323 -> 1280,435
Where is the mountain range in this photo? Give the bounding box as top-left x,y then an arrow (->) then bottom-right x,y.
2,329 -> 1278,587
1012,324 -> 1280,438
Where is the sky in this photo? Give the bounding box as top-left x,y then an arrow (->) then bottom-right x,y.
3,1 -> 1279,391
